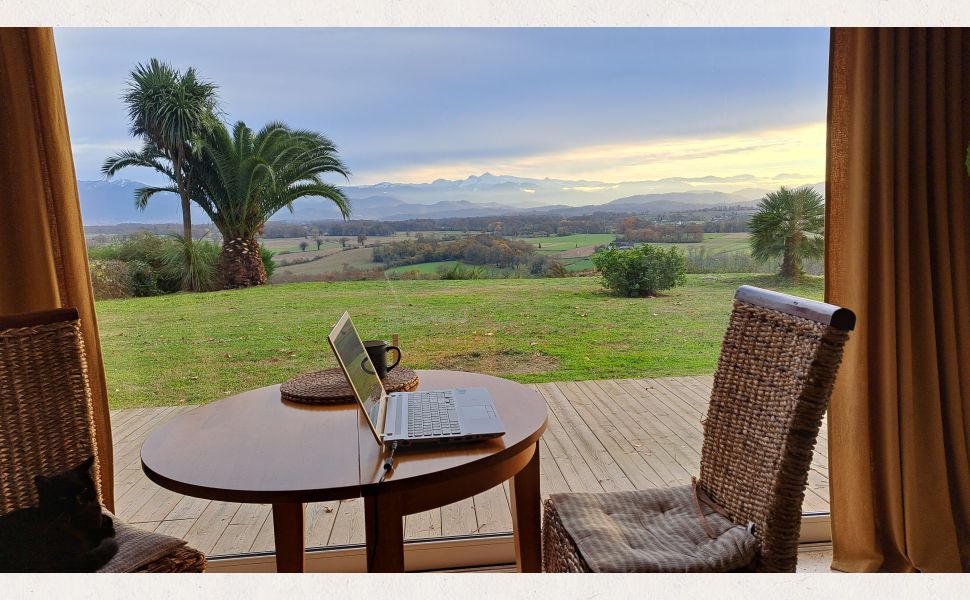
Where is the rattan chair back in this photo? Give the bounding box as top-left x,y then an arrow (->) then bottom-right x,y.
0,308 -> 103,515
699,286 -> 855,572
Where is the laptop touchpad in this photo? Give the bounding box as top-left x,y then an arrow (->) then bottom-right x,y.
460,406 -> 490,420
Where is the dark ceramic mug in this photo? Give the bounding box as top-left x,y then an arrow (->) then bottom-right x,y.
363,340 -> 402,379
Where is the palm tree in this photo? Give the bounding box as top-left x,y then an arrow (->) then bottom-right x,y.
189,120 -> 350,288
749,185 -> 825,280
103,59 -> 220,290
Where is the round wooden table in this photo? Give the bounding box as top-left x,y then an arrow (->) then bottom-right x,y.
140,370 -> 548,572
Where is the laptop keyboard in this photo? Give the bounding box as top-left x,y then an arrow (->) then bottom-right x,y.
407,391 -> 462,438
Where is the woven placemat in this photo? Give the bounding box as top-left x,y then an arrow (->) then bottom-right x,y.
280,366 -> 419,405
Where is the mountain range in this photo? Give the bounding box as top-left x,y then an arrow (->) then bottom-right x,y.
77,174 -> 824,225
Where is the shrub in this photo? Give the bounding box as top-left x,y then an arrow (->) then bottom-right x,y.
89,259 -> 132,300
126,260 -> 159,297
260,245 -> 276,280
528,255 -> 549,276
547,261 -> 568,278
159,235 -> 220,293
88,244 -> 123,261
438,263 -> 488,280
87,232 -> 223,295
591,244 -> 687,297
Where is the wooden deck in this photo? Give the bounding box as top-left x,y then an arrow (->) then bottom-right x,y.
111,375 -> 830,557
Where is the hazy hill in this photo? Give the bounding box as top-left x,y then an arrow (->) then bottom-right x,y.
77,175 -> 823,225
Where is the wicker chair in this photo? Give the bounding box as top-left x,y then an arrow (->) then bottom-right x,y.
0,308 -> 206,573
542,285 -> 856,573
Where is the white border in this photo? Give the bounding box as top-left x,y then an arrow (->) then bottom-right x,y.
3,2 -> 966,597
2,0 -> 970,27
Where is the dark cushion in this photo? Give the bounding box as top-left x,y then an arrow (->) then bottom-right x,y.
97,511 -> 187,573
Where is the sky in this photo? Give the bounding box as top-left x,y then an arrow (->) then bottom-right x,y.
54,28 -> 829,190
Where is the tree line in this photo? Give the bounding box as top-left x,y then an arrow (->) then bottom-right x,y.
372,234 -> 536,269
617,217 -> 706,243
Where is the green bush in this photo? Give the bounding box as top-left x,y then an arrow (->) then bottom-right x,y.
438,263 -> 488,280
126,260 -> 159,297
159,235 -> 220,293
591,244 -> 687,297
87,232 -> 221,295
87,244 -> 123,261
89,259 -> 132,300
260,245 -> 276,279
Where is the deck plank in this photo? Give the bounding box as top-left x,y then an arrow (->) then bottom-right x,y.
536,437 -> 570,499
593,379 -> 696,485
153,518 -> 195,540
327,498 -> 366,545
110,375 -> 831,557
440,497 -> 478,537
561,380 -> 664,489
211,503 -> 271,556
538,382 -> 635,492
575,380 -> 685,487
180,500 -> 241,556
536,389 -> 611,494
305,502 -> 340,548
404,508 -> 442,540
472,484 -> 513,534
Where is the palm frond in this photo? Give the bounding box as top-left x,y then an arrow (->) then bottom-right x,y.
134,185 -> 178,210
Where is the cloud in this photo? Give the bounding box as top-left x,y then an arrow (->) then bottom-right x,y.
773,172 -> 816,180
55,28 -> 829,186
371,122 -> 826,187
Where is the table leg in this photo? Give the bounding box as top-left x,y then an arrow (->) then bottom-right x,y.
272,502 -> 306,573
510,441 -> 542,572
364,491 -> 405,572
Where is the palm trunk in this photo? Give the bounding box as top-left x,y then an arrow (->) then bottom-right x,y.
780,236 -> 800,280
219,237 -> 267,289
174,152 -> 194,291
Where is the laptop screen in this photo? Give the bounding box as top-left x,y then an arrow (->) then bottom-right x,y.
327,312 -> 386,441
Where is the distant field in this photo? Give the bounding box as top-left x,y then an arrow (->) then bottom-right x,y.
513,232 -> 753,273
260,237 -> 341,253
95,273 -> 823,408
649,232 -> 751,256
561,258 -> 594,272
515,233 -> 617,254
265,231 -> 757,279
384,260 -> 511,277
273,246 -> 377,276
384,260 -> 460,275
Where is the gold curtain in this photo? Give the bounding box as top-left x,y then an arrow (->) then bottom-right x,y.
0,28 -> 114,511
826,27 -> 970,572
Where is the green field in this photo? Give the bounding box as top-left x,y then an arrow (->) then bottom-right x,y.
95,273 -> 823,409
650,232 -> 751,256
273,246 -> 377,276
515,233 -> 617,254
260,237 -> 341,254
268,232 -> 757,280
384,260 -> 461,276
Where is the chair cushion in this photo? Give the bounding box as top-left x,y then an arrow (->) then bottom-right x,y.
97,511 -> 187,573
549,485 -> 758,572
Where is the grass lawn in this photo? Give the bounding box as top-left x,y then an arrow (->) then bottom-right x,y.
96,273 -> 823,409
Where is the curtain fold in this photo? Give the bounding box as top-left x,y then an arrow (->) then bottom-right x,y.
0,28 -> 114,511
826,27 -> 970,572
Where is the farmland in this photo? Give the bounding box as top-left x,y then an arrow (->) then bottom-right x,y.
95,273 -> 823,409
260,231 -> 761,279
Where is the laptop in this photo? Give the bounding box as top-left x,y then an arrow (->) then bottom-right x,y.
327,311 -> 505,447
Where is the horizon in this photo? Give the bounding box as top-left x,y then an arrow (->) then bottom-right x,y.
56,27 -> 829,193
